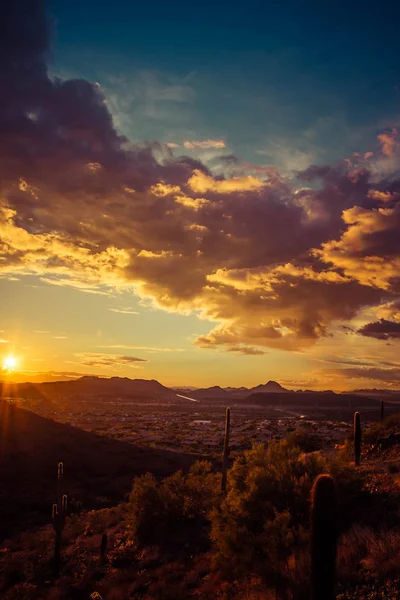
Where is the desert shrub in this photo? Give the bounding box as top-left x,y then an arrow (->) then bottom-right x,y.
109,535 -> 140,568
129,461 -> 220,545
322,453 -> 366,530
129,473 -> 165,544
338,525 -> 400,589
285,430 -> 322,452
184,460 -> 222,517
210,440 -> 368,582
362,529 -> 400,576
210,441 -> 325,579
364,413 -> 400,444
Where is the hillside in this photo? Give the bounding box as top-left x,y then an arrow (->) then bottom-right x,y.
0,401 -> 195,540
0,376 -> 176,402
1,416 -> 399,600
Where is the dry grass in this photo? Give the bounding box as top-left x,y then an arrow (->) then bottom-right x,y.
338,525 -> 400,581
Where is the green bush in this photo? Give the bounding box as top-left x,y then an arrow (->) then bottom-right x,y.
364,413 -> 400,444
210,439 -> 366,580
129,461 -> 220,545
285,430 -> 322,452
210,441 -> 326,577
129,473 -> 165,544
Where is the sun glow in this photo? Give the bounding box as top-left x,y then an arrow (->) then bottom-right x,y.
3,355 -> 18,371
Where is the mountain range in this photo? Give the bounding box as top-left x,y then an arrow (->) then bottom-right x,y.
1,376 -> 399,402
175,380 -> 288,399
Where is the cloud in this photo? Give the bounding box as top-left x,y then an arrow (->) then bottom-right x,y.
225,345 -> 267,356
318,204 -> 400,290
76,353 -> 147,368
3,370 -> 90,383
108,308 -> 139,314
188,170 -> 265,193
98,345 -> 185,352
184,140 -> 225,149
334,367 -> 400,384
1,0 -> 400,360
367,190 -> 395,202
377,128 -> 399,157
358,319 -> 400,340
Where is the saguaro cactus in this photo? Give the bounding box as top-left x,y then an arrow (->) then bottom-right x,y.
380,399 -> 384,423
57,461 -> 64,508
53,462 -> 67,574
52,494 -> 68,574
100,533 -> 108,564
221,407 -> 231,492
310,474 -> 337,600
354,411 -> 361,466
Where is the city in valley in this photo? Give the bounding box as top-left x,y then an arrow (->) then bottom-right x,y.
3,376 -> 398,458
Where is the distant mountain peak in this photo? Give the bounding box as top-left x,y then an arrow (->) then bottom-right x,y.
252,381 -> 287,393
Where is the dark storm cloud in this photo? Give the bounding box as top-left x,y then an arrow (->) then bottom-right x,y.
358,319 -> 400,340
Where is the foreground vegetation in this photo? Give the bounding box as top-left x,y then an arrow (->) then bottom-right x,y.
1,414 -> 400,599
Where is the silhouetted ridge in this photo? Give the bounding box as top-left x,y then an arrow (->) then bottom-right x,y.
0,377 -> 176,400
0,401 -> 195,540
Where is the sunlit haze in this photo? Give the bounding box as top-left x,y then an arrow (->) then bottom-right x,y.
1,0 -> 400,391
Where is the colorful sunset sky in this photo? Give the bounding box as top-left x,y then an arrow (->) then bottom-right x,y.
2,0 -> 400,389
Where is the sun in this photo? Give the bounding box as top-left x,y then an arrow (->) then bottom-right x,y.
3,356 -> 18,371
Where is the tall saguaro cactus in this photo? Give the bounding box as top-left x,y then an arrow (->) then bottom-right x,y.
380,399 -> 384,423
221,407 -> 231,492
354,411 -> 361,466
53,462 -> 67,575
52,494 -> 68,574
311,474 -> 337,600
57,461 -> 64,508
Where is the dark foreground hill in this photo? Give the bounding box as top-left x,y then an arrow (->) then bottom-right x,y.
0,401 -> 195,541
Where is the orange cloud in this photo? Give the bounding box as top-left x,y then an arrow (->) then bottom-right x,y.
174,195 -> 209,209
318,206 -> 400,290
183,140 -> 226,149
150,183 -> 181,196
188,170 -> 265,193
367,190 -> 394,202
377,128 -> 399,157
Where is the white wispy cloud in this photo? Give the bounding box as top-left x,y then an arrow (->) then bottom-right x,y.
108,308 -> 139,315
98,344 -> 185,352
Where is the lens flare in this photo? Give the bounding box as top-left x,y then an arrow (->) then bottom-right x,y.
3,356 -> 17,371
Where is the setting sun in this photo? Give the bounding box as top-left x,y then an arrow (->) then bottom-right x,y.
3,356 -> 17,371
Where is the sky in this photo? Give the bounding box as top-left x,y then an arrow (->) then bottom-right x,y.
1,0 -> 400,389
